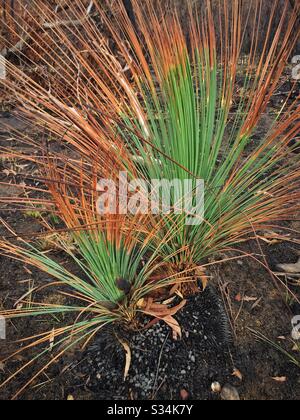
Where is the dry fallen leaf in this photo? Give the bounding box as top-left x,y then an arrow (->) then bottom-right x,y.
120,340 -> 131,381
163,315 -> 182,340
235,294 -> 257,303
180,389 -> 189,400
141,299 -> 186,338
200,275 -> 208,291
162,296 -> 177,305
272,377 -> 287,383
175,290 -> 184,299
67,395 -> 75,400
277,258 -> 300,274
49,328 -> 55,352
169,284 -> 179,296
258,231 -> 290,245
235,293 -> 242,302
195,267 -> 208,290
232,368 -> 243,381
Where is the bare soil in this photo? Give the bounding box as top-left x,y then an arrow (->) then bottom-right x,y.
0,111 -> 300,400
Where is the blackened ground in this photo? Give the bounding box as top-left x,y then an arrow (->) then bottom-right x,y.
78,287 -> 233,400
0,232 -> 300,400
0,114 -> 300,400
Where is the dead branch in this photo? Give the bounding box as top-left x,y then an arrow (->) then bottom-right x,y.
1,7 -> 97,58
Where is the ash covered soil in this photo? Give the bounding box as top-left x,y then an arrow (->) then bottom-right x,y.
0,218 -> 299,400
0,113 -> 300,400
78,287 -> 233,400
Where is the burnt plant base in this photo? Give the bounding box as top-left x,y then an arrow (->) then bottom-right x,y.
77,286 -> 234,400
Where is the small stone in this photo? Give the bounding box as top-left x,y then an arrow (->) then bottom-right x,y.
211,382 -> 222,393
221,384 -> 240,401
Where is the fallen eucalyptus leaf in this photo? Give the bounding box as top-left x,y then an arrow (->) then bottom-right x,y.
120,340 -> 131,381
232,368 -> 243,381
163,315 -> 182,340
277,259 -> 300,274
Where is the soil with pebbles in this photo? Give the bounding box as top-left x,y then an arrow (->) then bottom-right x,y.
1,113 -> 300,400
1,238 -> 300,400
77,287 -> 234,400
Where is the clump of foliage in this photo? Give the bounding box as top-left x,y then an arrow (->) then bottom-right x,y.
0,0 -> 299,397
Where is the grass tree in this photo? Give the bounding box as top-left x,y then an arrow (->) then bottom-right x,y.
0,0 -> 299,397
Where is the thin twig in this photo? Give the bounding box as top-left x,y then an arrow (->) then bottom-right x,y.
151,331 -> 169,400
